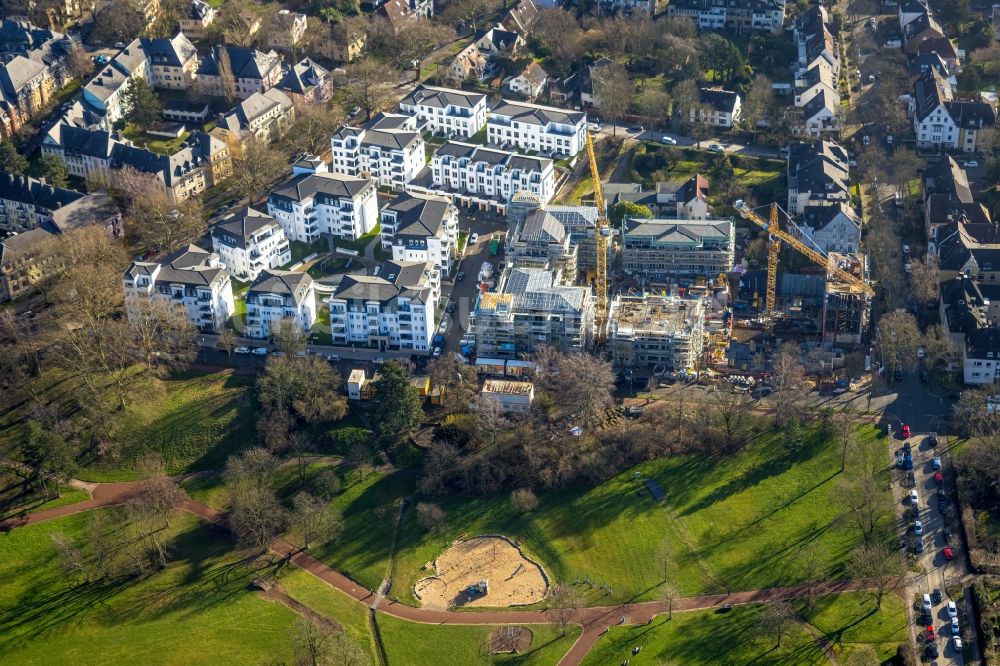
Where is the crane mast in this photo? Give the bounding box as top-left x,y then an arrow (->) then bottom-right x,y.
765,203 -> 780,315
586,130 -> 610,343
733,200 -> 874,299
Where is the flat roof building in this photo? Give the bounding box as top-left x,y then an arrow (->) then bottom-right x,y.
609,294 -> 706,371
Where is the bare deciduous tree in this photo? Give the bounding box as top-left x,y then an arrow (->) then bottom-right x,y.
758,601 -> 796,647
339,58 -> 399,122
290,491 -> 342,550
510,488 -> 539,513
415,501 -> 447,533
850,542 -> 902,609
545,585 -> 582,635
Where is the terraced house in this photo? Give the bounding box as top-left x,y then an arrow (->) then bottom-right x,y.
123,245 -> 235,334
424,141 -> 555,209
398,85 -> 487,139
487,99 -> 587,157
267,163 -> 379,244
0,55 -> 55,139
330,113 -> 425,190
196,46 -> 283,100
666,0 -> 786,34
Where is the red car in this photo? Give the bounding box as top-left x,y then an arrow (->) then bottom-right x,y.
934,471 -> 944,485
902,424 -> 911,438
943,547 -> 953,561
926,626 -> 936,640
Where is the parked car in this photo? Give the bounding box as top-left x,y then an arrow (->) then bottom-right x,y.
251,347 -> 268,356
447,301 -> 457,313
904,441 -> 912,454
902,424 -> 911,438
935,471 -> 944,485
928,432 -> 938,447
660,136 -> 677,145
326,354 -> 340,362
894,367 -> 903,382
947,601 -> 958,618
114,41 -> 126,48
469,233 -> 479,245
925,643 -> 939,659
932,589 -> 942,604
965,160 -> 979,168
910,489 -> 920,505
904,453 -> 914,470
456,271 -> 466,281
432,346 -> 442,357
926,625 -> 936,641
914,520 -> 923,536
235,346 -> 251,355
920,369 -> 929,383
906,471 -> 916,487
943,528 -> 952,544
373,357 -> 385,365
954,636 -> 963,650
944,546 -> 953,561
951,618 -> 960,636
708,143 -> 724,153
896,451 -> 904,467
932,457 -> 942,470
349,106 -> 361,116
922,593 -> 932,613
915,539 -> 924,554
626,124 -> 643,133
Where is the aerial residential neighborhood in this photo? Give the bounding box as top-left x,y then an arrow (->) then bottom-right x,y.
2,0 -> 1000,664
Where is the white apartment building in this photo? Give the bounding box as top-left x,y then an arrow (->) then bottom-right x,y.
211,207 -> 291,281
123,245 -> 235,334
426,141 -> 555,206
398,85 -> 488,139
268,170 -> 378,244
797,203 -> 861,254
487,99 -> 587,157
380,192 -> 459,273
330,113 -> 425,190
329,260 -> 440,351
245,269 -> 316,340
692,88 -> 742,128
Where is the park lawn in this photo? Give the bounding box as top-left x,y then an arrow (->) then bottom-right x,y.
82,370 -> 257,481
181,459 -> 342,512
580,604 -> 827,666
0,511 -> 299,664
0,487 -> 90,520
795,591 -> 909,662
376,614 -> 579,666
277,566 -> 377,660
311,470 -> 415,593
389,424 -> 888,607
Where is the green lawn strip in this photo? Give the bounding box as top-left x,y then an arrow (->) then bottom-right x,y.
276,566 -> 376,660
181,459 -> 341,512
376,613 -> 578,666
0,487 -> 90,520
0,511 -> 298,664
580,604 -> 827,665
80,371 -> 257,482
794,591 -> 909,662
311,470 -> 414,593
390,424 -> 887,607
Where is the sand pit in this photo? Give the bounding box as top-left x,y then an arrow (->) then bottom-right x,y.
413,536 -> 548,610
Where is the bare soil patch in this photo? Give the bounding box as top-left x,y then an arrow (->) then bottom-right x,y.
413,536 -> 548,610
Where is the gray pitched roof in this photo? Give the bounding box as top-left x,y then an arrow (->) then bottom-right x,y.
400,84 -> 486,110
520,210 -> 566,243
383,192 -> 452,239
698,88 -> 740,114
213,207 -> 279,249
140,33 -> 197,68
489,99 -> 585,127
0,55 -> 47,99
277,57 -> 329,95
0,172 -> 83,211
248,269 -> 313,305
270,171 -> 372,204
504,267 -> 587,311
624,218 -> 733,244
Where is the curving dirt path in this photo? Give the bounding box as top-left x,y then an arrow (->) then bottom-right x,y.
1,481 -> 878,665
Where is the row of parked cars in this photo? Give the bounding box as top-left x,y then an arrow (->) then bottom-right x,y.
920,593 -> 962,658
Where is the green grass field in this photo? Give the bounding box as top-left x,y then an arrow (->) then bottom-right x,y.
581,604 -> 826,665
0,511 -> 299,664
82,371 -> 257,481
377,614 -> 579,666
795,591 -> 908,661
0,487 -> 90,520
385,424 -> 887,606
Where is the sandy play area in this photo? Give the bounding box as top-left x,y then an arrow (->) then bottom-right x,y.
413,536 -> 549,610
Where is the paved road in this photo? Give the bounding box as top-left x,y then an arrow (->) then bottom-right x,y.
593,123 -> 783,159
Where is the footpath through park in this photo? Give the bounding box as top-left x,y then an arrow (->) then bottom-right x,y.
2,480 -> 873,665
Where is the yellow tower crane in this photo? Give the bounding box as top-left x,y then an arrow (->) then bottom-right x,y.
585,130 -> 611,343
765,203 -> 781,315
733,200 -> 875,298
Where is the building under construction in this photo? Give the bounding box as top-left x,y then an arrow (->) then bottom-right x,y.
608,294 -> 706,371
821,252 -> 870,345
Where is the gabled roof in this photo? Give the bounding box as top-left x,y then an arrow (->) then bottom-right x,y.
941,275 -> 986,333
400,84 -> 486,111
270,171 -> 372,204
802,88 -> 838,120
903,12 -> 943,42
945,99 -> 997,130
248,269 -> 313,305
520,210 -> 566,244
676,175 -> 709,205
489,99 -> 585,127
0,19 -> 63,53
966,328 -> 1000,359
376,0 -> 415,25
222,88 -> 292,132
623,218 -> 734,244
189,0 -> 214,20
908,52 -> 949,77
515,62 -> 549,89
198,46 -> 280,80
140,33 -> 197,68
383,192 -> 453,240
475,26 -> 521,53
500,0 -> 539,35
334,260 -> 434,304
433,140 -> 552,173
504,267 -> 588,312
0,55 -> 47,99
213,207 -> 280,249
801,202 -> 859,232
0,171 -> 83,211
698,88 -> 740,114
125,245 -> 227,289
923,156 -> 972,202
